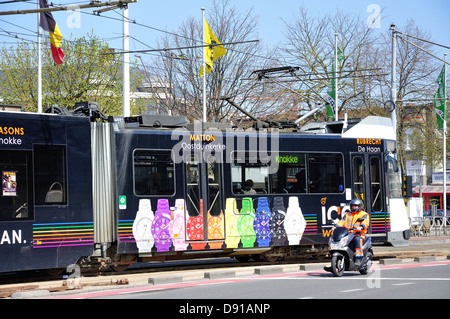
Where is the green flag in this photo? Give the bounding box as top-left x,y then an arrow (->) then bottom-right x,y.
325,47 -> 344,119
325,63 -> 337,118
434,65 -> 446,129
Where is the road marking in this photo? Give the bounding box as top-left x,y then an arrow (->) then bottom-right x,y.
340,288 -> 363,293
274,276 -> 450,281
392,282 -> 415,286
43,261 -> 450,299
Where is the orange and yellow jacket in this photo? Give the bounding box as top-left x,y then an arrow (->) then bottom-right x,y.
337,210 -> 370,234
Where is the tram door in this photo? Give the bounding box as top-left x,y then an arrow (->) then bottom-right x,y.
351,153 -> 385,215
185,153 -> 224,247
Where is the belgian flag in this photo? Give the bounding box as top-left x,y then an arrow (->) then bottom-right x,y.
39,0 -> 64,65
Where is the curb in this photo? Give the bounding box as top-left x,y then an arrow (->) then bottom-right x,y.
204,270 -> 236,279
254,267 -> 284,275
379,258 -> 403,265
413,256 -> 436,263
11,290 -> 51,299
148,275 -> 184,285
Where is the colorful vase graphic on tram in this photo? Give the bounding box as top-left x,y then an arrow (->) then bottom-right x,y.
151,199 -> 172,252
186,199 -> 206,250
237,197 -> 256,248
132,199 -> 155,253
284,196 -> 306,245
270,197 -> 288,246
224,198 -> 240,248
253,197 -> 271,247
170,199 -> 188,251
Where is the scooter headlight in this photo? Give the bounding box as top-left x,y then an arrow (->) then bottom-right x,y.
340,236 -> 348,247
330,236 -> 348,249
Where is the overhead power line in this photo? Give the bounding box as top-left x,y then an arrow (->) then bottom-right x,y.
0,0 -> 32,4
395,30 -> 450,51
100,39 -> 260,55
0,0 -> 138,15
396,35 -> 450,67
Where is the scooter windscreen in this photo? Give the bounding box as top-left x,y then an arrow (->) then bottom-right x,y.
332,227 -> 349,241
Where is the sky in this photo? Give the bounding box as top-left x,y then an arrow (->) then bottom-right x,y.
0,0 -> 449,65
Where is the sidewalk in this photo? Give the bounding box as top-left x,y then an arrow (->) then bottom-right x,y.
409,235 -> 450,245
373,234 -> 450,258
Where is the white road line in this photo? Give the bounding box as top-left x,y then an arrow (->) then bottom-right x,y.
392,282 -> 415,286
271,276 -> 450,281
340,288 -> 364,293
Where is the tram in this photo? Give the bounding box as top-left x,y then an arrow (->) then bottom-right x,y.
0,104 -> 410,273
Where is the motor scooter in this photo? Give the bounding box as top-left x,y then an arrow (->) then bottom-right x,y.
325,225 -> 373,277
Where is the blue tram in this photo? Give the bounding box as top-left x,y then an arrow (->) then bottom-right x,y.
0,107 -> 410,273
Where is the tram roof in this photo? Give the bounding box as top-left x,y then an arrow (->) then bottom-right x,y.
6,104 -> 394,141
341,116 -> 395,140
113,114 -> 395,141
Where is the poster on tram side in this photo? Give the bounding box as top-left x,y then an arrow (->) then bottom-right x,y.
2,171 -> 17,196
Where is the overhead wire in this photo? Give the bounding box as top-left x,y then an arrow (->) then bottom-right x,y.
0,1 -> 385,96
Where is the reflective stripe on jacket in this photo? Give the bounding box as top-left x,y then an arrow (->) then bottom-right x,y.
337,210 -> 370,234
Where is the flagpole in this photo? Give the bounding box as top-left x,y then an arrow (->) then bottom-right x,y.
37,2 -> 42,113
334,33 -> 338,121
122,3 -> 130,117
390,24 -> 398,138
443,53 -> 447,233
201,7 -> 206,123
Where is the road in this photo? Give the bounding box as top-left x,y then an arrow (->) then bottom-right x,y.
49,259 -> 450,301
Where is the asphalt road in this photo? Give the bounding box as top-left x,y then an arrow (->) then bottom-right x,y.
53,259 -> 450,301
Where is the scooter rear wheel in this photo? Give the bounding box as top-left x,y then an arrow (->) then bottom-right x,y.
359,251 -> 373,275
331,255 -> 345,277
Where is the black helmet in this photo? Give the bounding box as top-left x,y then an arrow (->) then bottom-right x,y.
349,198 -> 363,212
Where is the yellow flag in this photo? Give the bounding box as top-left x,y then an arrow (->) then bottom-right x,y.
199,18 -> 227,77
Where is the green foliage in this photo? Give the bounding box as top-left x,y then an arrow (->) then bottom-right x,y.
0,34 -> 136,116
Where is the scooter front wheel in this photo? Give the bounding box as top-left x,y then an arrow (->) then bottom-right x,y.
331,255 -> 345,277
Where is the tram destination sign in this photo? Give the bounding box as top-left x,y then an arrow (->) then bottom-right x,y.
356,138 -> 381,153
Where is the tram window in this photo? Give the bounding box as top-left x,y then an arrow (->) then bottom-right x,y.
353,156 -> 365,203
0,150 -> 33,220
271,153 -> 307,194
370,157 -> 382,211
308,153 -> 344,193
207,156 -> 221,216
231,152 -> 269,195
186,155 -> 200,216
134,150 -> 175,196
387,155 -> 402,198
34,145 -> 67,206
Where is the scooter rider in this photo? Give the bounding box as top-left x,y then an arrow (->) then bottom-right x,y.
334,198 -> 370,266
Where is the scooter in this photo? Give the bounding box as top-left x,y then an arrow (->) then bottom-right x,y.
325,225 -> 373,277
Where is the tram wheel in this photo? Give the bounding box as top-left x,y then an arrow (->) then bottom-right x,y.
262,254 -> 279,263
109,264 -> 129,272
42,268 -> 66,276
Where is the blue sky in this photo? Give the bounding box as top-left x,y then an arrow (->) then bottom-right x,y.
1,0 -> 449,61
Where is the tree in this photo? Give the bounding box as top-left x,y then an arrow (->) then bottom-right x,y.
280,6 -> 385,121
0,33 -> 142,115
379,20 -> 443,175
147,0 -> 283,123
